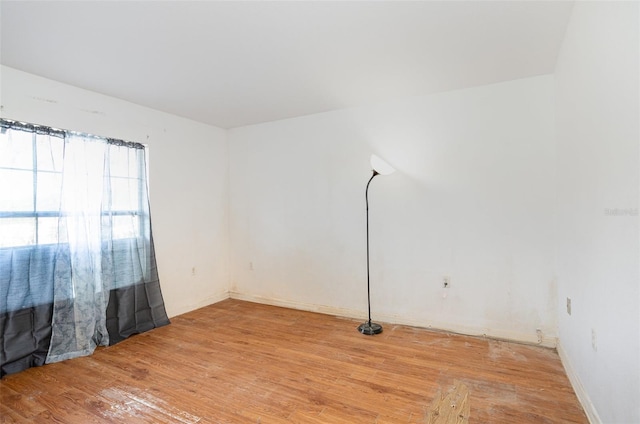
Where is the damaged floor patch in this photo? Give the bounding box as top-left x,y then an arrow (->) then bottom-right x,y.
426,380 -> 470,424
100,387 -> 201,423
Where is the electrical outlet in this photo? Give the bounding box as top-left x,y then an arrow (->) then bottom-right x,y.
591,328 -> 597,351
443,276 -> 450,288
566,297 -> 571,315
191,266 -> 196,276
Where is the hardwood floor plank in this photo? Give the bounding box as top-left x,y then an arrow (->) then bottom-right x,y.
0,402 -> 29,423
0,383 -> 47,420
0,299 -> 587,423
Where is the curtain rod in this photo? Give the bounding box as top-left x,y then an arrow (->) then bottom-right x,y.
0,118 -> 145,150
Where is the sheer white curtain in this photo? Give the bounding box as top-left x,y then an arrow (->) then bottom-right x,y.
49,135 -> 116,361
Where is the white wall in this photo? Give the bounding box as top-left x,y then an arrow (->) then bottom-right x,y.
555,2 -> 640,423
229,75 -> 558,345
0,66 -> 230,318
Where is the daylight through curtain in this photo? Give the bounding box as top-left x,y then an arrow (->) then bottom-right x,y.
0,119 -> 169,376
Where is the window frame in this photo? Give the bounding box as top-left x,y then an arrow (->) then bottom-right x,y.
0,119 -> 148,249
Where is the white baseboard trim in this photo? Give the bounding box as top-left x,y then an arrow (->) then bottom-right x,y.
228,291 -> 557,348
229,291 -> 361,322
168,291 -> 230,318
557,341 -> 601,424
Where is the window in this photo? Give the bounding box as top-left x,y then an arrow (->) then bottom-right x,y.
0,127 -> 64,247
0,121 -> 147,248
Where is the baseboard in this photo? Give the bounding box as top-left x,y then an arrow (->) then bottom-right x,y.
557,341 -> 601,424
378,313 -> 558,348
168,291 -> 230,318
228,291 -> 557,348
229,291 -> 361,322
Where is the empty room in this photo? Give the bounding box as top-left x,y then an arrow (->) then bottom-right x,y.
0,1 -> 638,423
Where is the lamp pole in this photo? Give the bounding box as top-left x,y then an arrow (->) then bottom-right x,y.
358,169 -> 383,335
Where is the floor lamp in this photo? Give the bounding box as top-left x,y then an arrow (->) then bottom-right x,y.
358,154 -> 395,335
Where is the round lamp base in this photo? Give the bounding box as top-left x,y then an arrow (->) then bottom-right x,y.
357,322 -> 383,335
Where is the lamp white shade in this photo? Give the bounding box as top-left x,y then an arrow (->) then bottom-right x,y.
370,154 -> 396,175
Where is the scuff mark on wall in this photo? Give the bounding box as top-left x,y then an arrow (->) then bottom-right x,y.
31,96 -> 58,104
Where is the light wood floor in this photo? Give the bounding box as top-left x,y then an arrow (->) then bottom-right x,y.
0,299 -> 587,423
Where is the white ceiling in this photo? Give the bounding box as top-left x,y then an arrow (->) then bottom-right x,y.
1,1 -> 574,129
